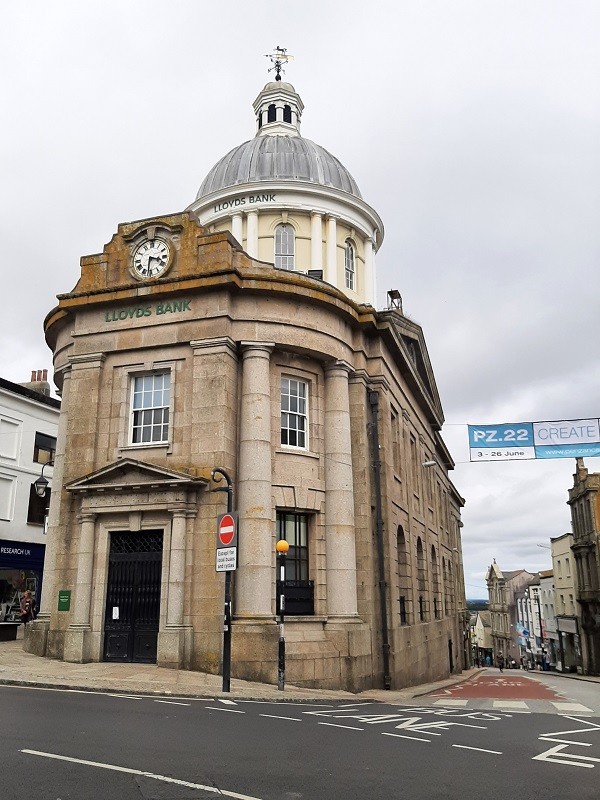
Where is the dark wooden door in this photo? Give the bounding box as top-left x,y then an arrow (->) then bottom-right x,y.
103,531 -> 163,663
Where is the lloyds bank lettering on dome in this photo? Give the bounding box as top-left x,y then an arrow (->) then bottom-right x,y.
214,193 -> 276,213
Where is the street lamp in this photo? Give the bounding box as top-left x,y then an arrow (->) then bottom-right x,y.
276,538 -> 289,691
33,461 -> 53,498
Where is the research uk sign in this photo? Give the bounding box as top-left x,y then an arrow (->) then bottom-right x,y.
468,418 -> 600,462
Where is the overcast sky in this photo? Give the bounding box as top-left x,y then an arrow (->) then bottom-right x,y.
2,2 -> 599,598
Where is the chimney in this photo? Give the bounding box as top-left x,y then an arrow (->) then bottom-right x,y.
19,369 -> 52,398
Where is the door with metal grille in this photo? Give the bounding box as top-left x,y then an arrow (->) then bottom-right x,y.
103,530 -> 163,663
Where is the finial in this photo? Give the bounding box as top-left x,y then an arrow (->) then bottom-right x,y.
265,45 -> 294,81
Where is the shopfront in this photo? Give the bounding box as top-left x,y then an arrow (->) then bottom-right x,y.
0,539 -> 45,622
557,616 -> 582,673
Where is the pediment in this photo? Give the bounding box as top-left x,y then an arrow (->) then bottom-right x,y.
378,310 -> 444,425
65,458 -> 208,495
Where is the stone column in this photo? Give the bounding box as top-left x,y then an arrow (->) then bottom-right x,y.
311,212 -> 323,271
231,213 -> 243,247
246,210 -> 258,258
63,512 -> 97,662
236,342 -> 275,618
325,215 -> 337,286
324,361 -> 358,618
166,509 -> 187,627
158,508 -> 191,669
364,237 -> 375,305
25,365 -> 72,656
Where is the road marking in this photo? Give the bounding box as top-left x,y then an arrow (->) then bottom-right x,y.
533,744 -> 599,768
338,702 -> 373,707
382,732 -> 430,743
205,706 -> 245,714
154,700 -> 190,706
552,702 -> 593,714
109,695 -> 144,700
318,722 -> 364,731
259,714 -> 302,722
433,699 -> 468,707
217,698 -> 238,705
21,750 -> 264,799
453,745 -> 502,755
492,701 -> 528,709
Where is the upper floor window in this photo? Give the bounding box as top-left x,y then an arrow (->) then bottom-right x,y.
33,432 -> 56,465
344,240 -> 355,290
275,224 -> 295,270
280,377 -> 307,449
267,103 -> 277,123
283,104 -> 292,123
131,372 -> 170,445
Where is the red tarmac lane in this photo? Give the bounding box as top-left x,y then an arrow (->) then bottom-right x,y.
427,672 -> 563,700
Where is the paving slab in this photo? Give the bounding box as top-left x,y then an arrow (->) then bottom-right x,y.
0,636 -> 482,703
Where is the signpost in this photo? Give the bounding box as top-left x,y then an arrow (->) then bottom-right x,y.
211,468 -> 237,693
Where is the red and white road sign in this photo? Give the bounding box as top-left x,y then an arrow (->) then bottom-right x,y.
217,513 -> 236,547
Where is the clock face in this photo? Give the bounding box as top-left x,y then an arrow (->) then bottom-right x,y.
132,238 -> 171,279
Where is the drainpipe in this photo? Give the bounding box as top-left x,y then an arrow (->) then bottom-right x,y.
368,390 -> 391,689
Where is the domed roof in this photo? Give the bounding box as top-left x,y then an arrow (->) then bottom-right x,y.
196,135 -> 363,201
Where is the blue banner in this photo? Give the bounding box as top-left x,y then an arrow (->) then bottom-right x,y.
468,418 -> 600,462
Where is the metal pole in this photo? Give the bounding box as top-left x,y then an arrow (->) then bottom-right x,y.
276,540 -> 289,690
211,467 -> 233,693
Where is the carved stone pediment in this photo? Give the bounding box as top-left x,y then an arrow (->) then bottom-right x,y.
65,458 -> 207,495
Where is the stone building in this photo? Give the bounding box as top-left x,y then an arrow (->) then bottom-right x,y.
551,531 -> 582,672
486,562 -> 534,663
568,458 -> 600,675
27,66 -> 467,691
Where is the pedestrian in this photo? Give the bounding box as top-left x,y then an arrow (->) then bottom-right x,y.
19,590 -> 36,624
485,654 -> 491,667
497,653 -> 505,672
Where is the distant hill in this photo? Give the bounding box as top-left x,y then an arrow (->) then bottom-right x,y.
467,599 -> 488,611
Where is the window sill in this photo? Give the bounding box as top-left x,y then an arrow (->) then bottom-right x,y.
276,448 -> 319,460
119,442 -> 171,455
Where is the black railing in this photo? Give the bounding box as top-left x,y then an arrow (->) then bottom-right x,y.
277,579 -> 314,616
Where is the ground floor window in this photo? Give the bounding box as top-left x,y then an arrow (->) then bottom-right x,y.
0,569 -> 40,621
276,511 -> 314,615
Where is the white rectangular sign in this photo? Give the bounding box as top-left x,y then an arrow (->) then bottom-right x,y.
216,547 -> 237,572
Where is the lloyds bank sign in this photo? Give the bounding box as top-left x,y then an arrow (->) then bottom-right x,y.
104,299 -> 192,322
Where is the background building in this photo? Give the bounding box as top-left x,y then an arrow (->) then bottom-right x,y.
551,531 -> 582,673
568,459 -> 600,675
486,562 -> 534,663
0,372 -> 58,622
27,70 -> 467,691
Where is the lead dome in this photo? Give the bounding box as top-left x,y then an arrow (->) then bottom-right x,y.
187,77 -> 384,306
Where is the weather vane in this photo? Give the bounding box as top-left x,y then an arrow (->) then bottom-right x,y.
265,46 -> 294,81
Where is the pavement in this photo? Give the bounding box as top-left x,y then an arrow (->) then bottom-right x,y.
1,630 -> 598,703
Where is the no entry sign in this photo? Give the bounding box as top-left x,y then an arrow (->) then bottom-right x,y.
216,512 -> 238,572
217,513 -> 237,547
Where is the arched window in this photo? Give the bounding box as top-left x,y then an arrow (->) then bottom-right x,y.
397,525 -> 410,625
283,104 -> 292,123
431,545 -> 441,619
344,240 -> 355,290
275,224 -> 295,270
267,103 -> 277,123
417,537 -> 427,622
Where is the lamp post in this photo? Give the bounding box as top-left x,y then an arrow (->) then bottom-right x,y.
211,467 -> 234,693
33,461 -> 53,534
276,538 -> 289,691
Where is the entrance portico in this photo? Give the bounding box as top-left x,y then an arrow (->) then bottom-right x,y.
59,459 -> 206,668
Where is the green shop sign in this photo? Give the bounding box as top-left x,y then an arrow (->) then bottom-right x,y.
104,299 -> 192,322
57,590 -> 71,611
